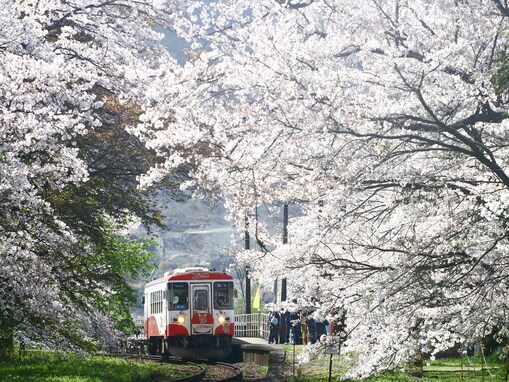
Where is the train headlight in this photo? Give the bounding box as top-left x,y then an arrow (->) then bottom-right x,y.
218,315 -> 226,324
177,315 -> 185,324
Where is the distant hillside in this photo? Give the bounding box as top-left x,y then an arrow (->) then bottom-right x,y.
132,198 -> 237,287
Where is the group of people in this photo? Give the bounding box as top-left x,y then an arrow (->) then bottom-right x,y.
267,307 -> 328,345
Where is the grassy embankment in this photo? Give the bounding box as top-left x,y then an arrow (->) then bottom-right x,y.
0,351 -> 192,382
281,344 -> 508,381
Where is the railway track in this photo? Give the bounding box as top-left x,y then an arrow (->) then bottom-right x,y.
116,354 -> 243,381
198,361 -> 242,381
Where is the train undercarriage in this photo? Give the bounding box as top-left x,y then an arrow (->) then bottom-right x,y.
146,334 -> 232,360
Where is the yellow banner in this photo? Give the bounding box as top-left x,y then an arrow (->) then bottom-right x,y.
252,284 -> 260,310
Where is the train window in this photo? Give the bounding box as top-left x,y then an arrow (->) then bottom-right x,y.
168,282 -> 188,310
214,282 -> 233,310
194,289 -> 208,311
150,290 -> 163,314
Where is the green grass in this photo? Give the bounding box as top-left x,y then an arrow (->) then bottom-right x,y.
281,344 -> 348,381
280,344 -> 509,381
0,351 -> 192,382
418,353 -> 505,382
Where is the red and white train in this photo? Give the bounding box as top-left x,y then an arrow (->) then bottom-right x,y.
143,267 -> 235,360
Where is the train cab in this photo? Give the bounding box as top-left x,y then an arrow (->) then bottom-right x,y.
143,267 -> 235,360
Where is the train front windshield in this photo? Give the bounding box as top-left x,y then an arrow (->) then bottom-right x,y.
214,282 -> 234,310
168,282 -> 189,310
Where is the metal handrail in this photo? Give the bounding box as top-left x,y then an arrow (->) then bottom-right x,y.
234,313 -> 269,339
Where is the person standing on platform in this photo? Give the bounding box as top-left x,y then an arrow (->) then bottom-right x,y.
285,310 -> 291,344
306,310 -> 317,344
268,310 -> 280,344
289,309 -> 302,344
315,313 -> 326,340
278,308 -> 287,344
301,312 -> 308,345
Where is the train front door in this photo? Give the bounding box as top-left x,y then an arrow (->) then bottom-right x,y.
191,284 -> 213,335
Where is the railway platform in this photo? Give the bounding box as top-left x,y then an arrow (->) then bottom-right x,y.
231,336 -> 272,364
232,337 -> 270,345
231,337 -> 287,381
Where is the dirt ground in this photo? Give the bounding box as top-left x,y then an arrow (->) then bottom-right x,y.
234,362 -> 270,380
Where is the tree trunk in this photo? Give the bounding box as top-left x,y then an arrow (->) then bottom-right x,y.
0,326 -> 15,359
408,348 -> 424,378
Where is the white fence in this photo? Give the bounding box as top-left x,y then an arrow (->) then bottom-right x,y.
234,313 -> 269,339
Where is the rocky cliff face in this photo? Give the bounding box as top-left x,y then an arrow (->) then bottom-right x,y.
133,198 -> 236,285
155,199 -> 235,273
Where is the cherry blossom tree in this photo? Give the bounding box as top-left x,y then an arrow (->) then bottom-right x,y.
0,0 -> 182,352
140,0 -> 509,377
